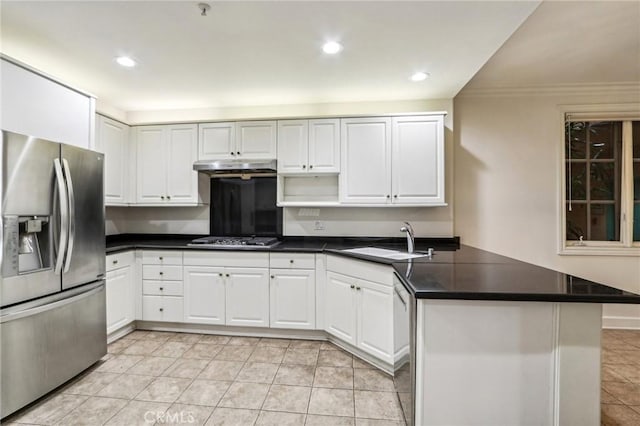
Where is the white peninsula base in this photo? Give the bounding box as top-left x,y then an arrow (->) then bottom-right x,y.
415,300 -> 602,426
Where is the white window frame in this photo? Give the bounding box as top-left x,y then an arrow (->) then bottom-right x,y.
558,103 -> 640,256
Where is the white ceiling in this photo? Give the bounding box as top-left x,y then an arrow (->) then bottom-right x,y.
0,1 -> 540,112
463,1 -> 640,90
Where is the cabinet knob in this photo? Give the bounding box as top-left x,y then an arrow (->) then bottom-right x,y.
271,275 -> 275,279
302,165 -> 306,169
159,287 -> 164,291
219,273 -> 223,277
161,196 -> 165,200
112,260 -> 118,264
236,151 -> 241,155
289,259 -> 294,264
159,272 -> 163,275
393,195 -> 398,198
167,195 -> 171,200
356,286 -> 361,291
231,152 -> 235,155
159,257 -> 163,260
309,165 -> 313,169
159,308 -> 164,312
386,195 -> 390,199
226,273 -> 230,277
350,284 -> 355,289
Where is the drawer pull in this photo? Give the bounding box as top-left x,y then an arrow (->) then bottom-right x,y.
159,272 -> 164,275
289,259 -> 294,264
112,260 -> 118,264
219,273 -> 223,277
350,284 -> 355,289
271,275 -> 275,279
159,287 -> 164,291
159,308 -> 164,312
225,273 -> 230,277
159,256 -> 163,260
356,286 -> 361,291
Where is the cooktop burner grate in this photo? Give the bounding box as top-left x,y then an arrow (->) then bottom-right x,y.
188,236 -> 280,248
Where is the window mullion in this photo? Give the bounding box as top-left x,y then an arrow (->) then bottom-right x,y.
621,121 -> 633,247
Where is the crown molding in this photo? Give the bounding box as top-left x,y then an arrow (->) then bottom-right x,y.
456,82 -> 640,98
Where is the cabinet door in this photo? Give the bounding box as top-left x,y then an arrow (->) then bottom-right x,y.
225,268 -> 269,327
340,118 -> 391,204
106,265 -> 134,334
324,272 -> 357,345
184,266 -> 225,325
166,124 -> 198,203
357,279 -> 394,363
309,119 -> 340,174
277,120 -> 308,174
97,115 -> 129,205
136,126 -> 167,203
270,269 -> 315,329
392,115 -> 445,204
236,121 -> 277,159
199,122 -> 236,160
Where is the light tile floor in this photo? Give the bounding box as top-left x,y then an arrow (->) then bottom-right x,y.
4,329 -> 640,425
4,331 -> 405,425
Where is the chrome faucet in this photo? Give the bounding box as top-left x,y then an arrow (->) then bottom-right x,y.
400,221 -> 415,253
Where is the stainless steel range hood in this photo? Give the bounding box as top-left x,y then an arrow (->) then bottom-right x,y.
193,159 -> 277,177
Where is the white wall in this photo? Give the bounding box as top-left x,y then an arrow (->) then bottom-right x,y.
454,87 -> 640,328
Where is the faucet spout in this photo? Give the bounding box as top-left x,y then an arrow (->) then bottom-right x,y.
400,221 -> 415,253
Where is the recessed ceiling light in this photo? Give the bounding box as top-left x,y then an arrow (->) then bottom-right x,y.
410,72 -> 429,82
116,56 -> 136,68
322,41 -> 343,55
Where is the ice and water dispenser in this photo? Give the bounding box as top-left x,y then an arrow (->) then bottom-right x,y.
2,215 -> 53,277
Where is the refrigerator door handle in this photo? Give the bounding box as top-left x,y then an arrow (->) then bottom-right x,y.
62,158 -> 75,273
53,158 -> 69,274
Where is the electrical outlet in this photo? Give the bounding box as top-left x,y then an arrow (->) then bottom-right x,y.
314,221 -> 325,231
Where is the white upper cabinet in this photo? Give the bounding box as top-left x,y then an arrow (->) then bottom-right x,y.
340,117 -> 392,204
96,115 -> 129,205
392,115 -> 445,205
1,58 -> 94,149
135,124 -> 198,205
236,121 -> 277,159
198,122 -> 236,160
340,114 -> 445,206
198,121 -> 275,160
277,119 -> 340,174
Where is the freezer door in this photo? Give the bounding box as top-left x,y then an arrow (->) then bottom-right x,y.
60,144 -> 105,290
1,131 -> 62,307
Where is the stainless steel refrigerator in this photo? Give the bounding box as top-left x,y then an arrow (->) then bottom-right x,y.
0,130 -> 106,419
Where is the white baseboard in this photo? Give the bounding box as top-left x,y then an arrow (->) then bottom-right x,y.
603,316 -> 640,330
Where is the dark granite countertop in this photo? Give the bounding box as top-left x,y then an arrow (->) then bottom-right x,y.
393,245 -> 640,303
105,234 -> 640,304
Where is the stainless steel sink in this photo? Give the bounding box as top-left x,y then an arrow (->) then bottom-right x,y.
340,247 -> 427,260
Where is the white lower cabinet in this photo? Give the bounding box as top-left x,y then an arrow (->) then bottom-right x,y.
325,257 -> 395,364
182,252 -> 270,328
183,266 -> 226,325
105,251 -> 135,334
226,268 -> 270,327
270,269 -> 316,329
325,271 -> 357,345
142,295 -> 184,322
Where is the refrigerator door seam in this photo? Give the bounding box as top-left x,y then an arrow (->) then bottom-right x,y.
62,158 -> 75,273
53,158 -> 69,274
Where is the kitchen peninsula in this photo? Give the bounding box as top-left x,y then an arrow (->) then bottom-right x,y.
105,235 -> 640,426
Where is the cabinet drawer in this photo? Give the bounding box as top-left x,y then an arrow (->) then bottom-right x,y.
326,255 -> 393,286
142,265 -> 183,281
142,295 -> 183,322
106,250 -> 135,272
183,251 -> 269,268
143,280 -> 183,296
269,253 -> 315,269
142,250 -> 183,265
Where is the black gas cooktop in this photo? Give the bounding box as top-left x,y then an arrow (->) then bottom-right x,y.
187,236 -> 280,248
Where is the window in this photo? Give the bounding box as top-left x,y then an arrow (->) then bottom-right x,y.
562,109 -> 640,255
